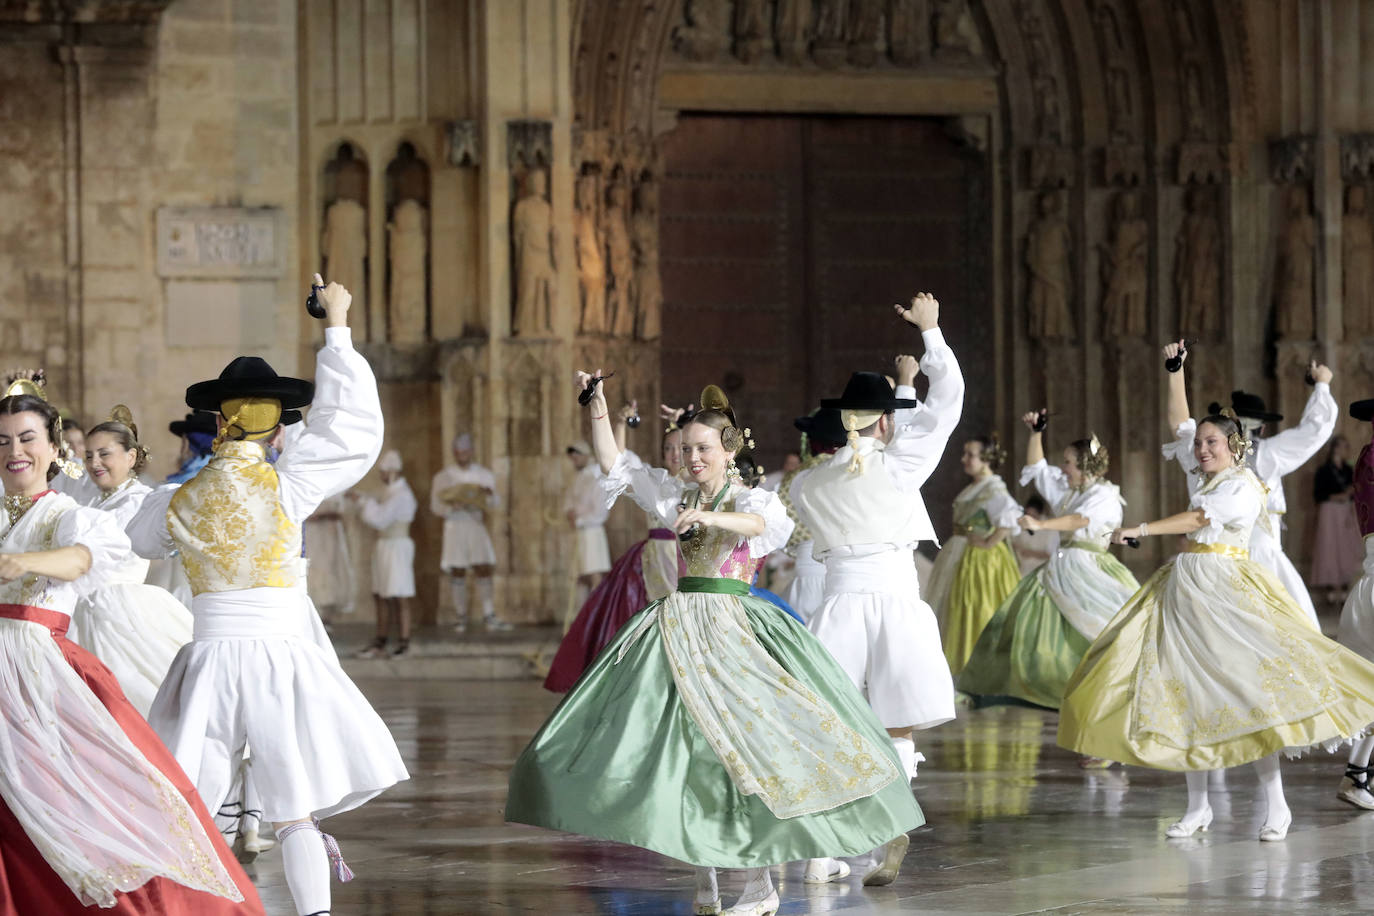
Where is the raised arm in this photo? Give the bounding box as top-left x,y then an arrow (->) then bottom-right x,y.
1164,340 -> 1191,432
1253,364 -> 1337,479
575,369 -> 622,474
276,275 -> 384,523
1022,409 -> 1046,467
891,293 -> 964,442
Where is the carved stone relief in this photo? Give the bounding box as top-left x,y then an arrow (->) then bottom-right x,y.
1099,189 -> 1148,338
632,175 -> 663,341
1025,190 -> 1075,340
1274,184 -> 1316,341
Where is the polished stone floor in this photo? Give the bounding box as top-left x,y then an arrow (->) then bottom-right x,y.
246,678 -> 1374,915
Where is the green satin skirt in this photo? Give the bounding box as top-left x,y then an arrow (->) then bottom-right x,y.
956,569 -> 1090,710
505,579 -> 924,868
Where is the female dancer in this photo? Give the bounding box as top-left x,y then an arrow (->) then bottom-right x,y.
0,385 -> 263,914
543,402 -> 686,691
924,434 -> 1022,676
68,407 -> 194,717
508,374 -> 922,916
957,412 -> 1138,712
1334,399 -> 1374,810
1311,434 -> 1362,603
1060,398 -> 1374,840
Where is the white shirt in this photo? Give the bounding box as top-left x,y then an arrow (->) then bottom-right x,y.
429,463 -> 500,520
361,477 -> 417,536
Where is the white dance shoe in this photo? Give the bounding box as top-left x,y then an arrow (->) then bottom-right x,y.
721,891 -> 778,916
1165,806 -> 1213,838
1338,768 -> 1374,810
803,857 -> 851,884
240,826 -> 275,855
1259,810 -> 1292,842
861,832 -> 910,887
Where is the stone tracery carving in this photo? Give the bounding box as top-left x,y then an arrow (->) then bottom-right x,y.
1099,190 -> 1148,338
1274,184 -> 1316,341
1175,184 -> 1222,341
1025,190 -> 1075,340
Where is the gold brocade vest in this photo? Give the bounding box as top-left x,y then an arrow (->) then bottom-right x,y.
167,440 -> 303,596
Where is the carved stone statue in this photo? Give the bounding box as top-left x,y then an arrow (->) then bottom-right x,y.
512,169 -> 556,337
888,0 -> 929,66
1099,190 -> 1149,338
1182,61 -> 1207,139
812,0 -> 848,68
1176,184 -> 1222,340
733,0 -> 771,63
775,0 -> 812,65
605,181 -> 635,338
632,177 -> 663,341
388,199 -> 428,343
933,0 -> 982,60
847,0 -> 883,67
1025,190 -> 1075,340
1106,65 -> 1132,143
1345,184 -> 1374,337
1274,184 -> 1316,340
1033,71 -> 1063,144
574,174 -> 607,335
675,0 -> 730,61
321,198 -> 367,318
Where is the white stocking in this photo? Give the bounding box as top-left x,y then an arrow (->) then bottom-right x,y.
694,866 -> 719,906
1349,735 -> 1374,769
1183,770 -> 1209,818
277,823 -> 331,916
450,576 -> 468,626
476,577 -> 494,619
1253,753 -> 1290,825
733,867 -> 774,907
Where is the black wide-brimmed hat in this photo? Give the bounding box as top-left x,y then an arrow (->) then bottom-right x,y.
1207,390 -> 1282,424
820,372 -> 917,411
169,412 -> 217,437
1352,399 -> 1374,423
794,408 -> 848,447
185,357 -> 315,413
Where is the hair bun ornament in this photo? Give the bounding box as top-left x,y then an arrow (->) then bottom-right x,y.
109,404 -> 139,442
1218,407 -> 1254,464
699,384 -> 739,428
984,432 -> 1007,470
3,368 -> 47,401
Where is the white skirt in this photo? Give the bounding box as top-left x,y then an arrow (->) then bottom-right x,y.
576,526 -> 611,576
1340,539 -> 1374,662
923,535 -> 968,629
1250,523 -> 1318,625
440,513 -> 496,570
70,583 -> 193,718
808,550 -> 955,731
149,585 -> 409,823
373,536 -> 416,598
304,517 -> 354,612
1037,542 -> 1139,641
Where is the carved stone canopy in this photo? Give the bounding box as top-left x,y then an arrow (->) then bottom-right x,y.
0,0 -> 172,22
1342,133 -> 1374,183
1270,134 -> 1316,184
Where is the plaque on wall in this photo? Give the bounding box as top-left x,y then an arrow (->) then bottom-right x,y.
156,207 -> 283,278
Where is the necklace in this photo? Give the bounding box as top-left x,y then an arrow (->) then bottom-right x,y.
3,493 -> 35,529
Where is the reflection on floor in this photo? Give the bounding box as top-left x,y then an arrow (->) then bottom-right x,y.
246,679 -> 1374,915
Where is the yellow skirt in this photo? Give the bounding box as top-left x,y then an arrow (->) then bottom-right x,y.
1058,551 -> 1374,770
942,540 -> 1022,676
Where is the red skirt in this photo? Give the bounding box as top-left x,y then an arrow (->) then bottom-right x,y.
0,607 -> 264,916
544,539 -> 653,692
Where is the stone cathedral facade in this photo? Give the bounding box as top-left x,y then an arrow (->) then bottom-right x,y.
2,0 -> 1372,622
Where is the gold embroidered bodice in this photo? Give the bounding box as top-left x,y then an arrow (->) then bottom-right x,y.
678,488 -> 762,583
167,440 -> 303,595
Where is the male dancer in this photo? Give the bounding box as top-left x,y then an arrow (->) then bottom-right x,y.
563,440 -> 611,616
794,292 -> 964,887
431,433 -> 508,630
779,408 -> 847,625
129,274 -> 409,916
